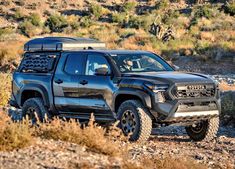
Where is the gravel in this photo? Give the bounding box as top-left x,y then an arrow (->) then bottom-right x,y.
0,126 -> 234,169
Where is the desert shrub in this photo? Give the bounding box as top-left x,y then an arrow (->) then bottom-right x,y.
28,13 -> 42,27
155,0 -> 170,10
45,14 -> 68,32
224,1 -> 235,16
221,91 -> 235,126
66,15 -> 80,30
14,0 -> 25,6
79,16 -> 93,28
194,5 -> 214,19
0,111 -> 34,151
162,9 -> 180,25
69,155 -> 207,169
0,0 -> 11,6
89,3 -> 108,20
18,21 -> 37,37
119,15 -> 149,29
0,27 -> 15,40
13,8 -> 24,21
0,43 -> 21,73
127,16 -> 143,29
123,1 -> 137,13
111,12 -> 126,24
36,116 -> 123,156
0,28 -> 14,36
0,74 -> 11,107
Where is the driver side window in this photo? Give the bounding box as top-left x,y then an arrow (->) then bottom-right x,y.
85,54 -> 111,75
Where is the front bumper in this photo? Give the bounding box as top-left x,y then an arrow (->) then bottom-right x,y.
150,97 -> 221,122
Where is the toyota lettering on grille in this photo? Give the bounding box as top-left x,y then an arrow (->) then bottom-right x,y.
187,85 -> 205,90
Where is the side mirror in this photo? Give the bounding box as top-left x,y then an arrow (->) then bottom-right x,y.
95,67 -> 109,76
172,65 -> 180,71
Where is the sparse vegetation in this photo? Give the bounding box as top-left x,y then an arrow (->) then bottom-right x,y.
28,13 -> 42,27
45,14 -> 68,32
224,1 -> 235,16
221,91 -> 235,126
0,110 -> 211,168
0,74 -> 11,107
0,111 -> 33,151
18,21 -> 37,37
36,116 -> 124,156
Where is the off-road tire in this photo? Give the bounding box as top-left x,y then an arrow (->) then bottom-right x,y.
185,116 -> 219,142
117,100 -> 152,142
22,98 -> 49,124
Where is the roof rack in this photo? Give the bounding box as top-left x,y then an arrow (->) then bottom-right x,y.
24,37 -> 106,52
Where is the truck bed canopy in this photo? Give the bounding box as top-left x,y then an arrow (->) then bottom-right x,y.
24,37 -> 106,52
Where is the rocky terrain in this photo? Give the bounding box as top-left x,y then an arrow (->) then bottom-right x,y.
0,125 -> 234,169
1,87 -> 235,169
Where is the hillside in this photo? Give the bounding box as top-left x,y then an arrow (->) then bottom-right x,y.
0,0 -> 235,73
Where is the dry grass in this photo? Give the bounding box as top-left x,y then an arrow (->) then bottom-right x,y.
0,73 -> 11,107
0,111 -> 34,151
0,111 -> 217,169
0,111 -> 125,155
219,81 -> 235,91
69,156 -> 207,169
35,115 -> 125,156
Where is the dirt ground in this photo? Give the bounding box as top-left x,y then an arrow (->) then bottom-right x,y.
0,125 -> 234,169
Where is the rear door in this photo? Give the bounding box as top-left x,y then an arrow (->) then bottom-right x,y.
53,52 -> 86,112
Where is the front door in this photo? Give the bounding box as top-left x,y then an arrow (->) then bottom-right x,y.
77,53 -> 116,121
53,52 -> 86,112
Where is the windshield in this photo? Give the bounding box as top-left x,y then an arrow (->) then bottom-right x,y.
110,53 -> 174,73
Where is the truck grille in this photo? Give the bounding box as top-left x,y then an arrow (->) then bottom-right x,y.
173,84 -> 215,99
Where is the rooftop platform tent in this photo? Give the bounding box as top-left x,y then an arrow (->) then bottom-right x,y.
24,37 -> 106,52
21,37 -> 106,73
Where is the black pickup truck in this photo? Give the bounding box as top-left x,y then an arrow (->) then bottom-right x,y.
10,37 -> 221,142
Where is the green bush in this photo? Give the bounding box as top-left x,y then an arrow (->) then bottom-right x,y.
79,16 -> 93,28
120,15 -> 150,30
45,14 -> 68,32
194,5 -> 214,19
128,16 -> 142,29
13,8 -> 24,21
28,13 -> 41,27
123,1 -> 137,13
224,1 -> 235,16
90,3 -> 105,19
162,10 -> 180,25
111,13 -> 126,24
0,28 -> 14,37
155,0 -> 170,10
18,21 -> 37,37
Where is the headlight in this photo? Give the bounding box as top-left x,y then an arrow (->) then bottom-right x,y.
145,83 -> 169,103
145,83 -> 169,93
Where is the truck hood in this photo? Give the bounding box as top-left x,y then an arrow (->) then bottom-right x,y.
122,71 -> 214,84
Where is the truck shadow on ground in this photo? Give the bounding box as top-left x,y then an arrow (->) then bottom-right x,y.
150,126 -> 235,143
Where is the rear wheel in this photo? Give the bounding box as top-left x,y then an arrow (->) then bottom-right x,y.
185,116 -> 219,141
117,100 -> 152,142
22,98 -> 49,124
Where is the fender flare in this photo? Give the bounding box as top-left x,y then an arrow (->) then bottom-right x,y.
19,84 -> 50,107
113,88 -> 152,111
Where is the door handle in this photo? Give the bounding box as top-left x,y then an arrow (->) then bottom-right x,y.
54,79 -> 63,84
80,80 -> 88,85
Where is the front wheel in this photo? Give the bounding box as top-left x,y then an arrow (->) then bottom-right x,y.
185,116 -> 219,142
117,100 -> 152,142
